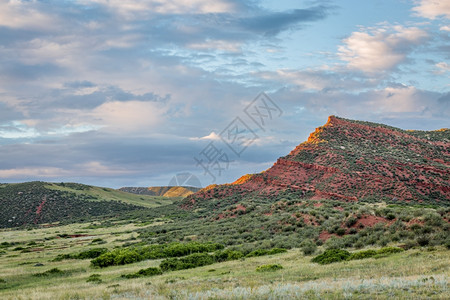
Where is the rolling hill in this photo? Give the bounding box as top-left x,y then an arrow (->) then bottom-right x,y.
119,186 -> 200,197
0,182 -> 175,228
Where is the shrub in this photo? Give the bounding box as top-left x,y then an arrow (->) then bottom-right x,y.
349,249 -> 377,260
300,239 -> 317,256
246,249 -> 268,257
33,268 -> 65,277
345,217 -> 357,227
160,253 -> 215,271
267,248 -> 287,255
114,249 -> 141,265
336,228 -> 346,236
311,249 -> 351,265
214,249 -> 243,262
246,248 -> 287,257
417,236 -> 430,246
445,239 -> 450,249
159,258 -> 183,272
122,267 -> 163,279
256,264 -> 283,272
76,248 -> 108,259
91,252 -> 116,268
376,247 -> 404,255
86,274 -> 102,283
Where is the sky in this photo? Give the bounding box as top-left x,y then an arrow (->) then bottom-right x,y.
0,0 -> 449,188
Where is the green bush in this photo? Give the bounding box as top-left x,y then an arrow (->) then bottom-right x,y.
86,274 -> 102,283
159,258 -> 183,272
256,264 -> 283,272
91,251 -> 117,268
376,247 -> 404,255
33,268 -> 65,277
91,242 -> 225,268
113,249 -> 141,265
300,239 -> 317,255
214,249 -> 244,262
311,249 -> 351,265
267,248 -> 287,255
417,236 -> 429,246
349,249 -> 377,260
77,248 -> 108,259
160,253 -> 215,271
122,267 -> 163,279
246,249 -> 268,257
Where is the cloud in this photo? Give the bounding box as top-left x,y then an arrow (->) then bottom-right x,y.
77,0 -> 238,18
0,0 -> 58,30
88,100 -> 167,134
338,25 -> 429,74
256,68 -> 376,92
440,25 -> 450,31
189,132 -> 221,141
412,0 -> 450,19
435,62 -> 450,73
239,6 -> 329,36
0,167 -> 70,179
187,40 -> 242,52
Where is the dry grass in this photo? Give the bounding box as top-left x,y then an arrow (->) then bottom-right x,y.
1,223 -> 449,299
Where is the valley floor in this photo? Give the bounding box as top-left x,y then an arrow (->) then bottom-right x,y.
0,221 -> 448,299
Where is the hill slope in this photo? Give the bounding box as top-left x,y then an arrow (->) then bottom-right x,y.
0,182 -> 174,228
119,186 -> 200,197
186,116 -> 449,207
132,116 -> 449,250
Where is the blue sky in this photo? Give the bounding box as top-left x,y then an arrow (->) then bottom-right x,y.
0,0 -> 449,188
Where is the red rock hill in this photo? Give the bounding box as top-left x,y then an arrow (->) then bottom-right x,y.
185,116 -> 449,207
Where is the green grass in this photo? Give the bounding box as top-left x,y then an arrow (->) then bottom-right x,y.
0,221 -> 448,299
45,183 -> 176,208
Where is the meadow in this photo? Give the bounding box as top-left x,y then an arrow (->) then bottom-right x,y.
0,219 -> 448,299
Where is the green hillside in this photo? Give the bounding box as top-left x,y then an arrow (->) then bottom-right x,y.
0,182 -> 176,228
45,182 -> 176,208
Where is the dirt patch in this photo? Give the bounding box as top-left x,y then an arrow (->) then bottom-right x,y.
319,230 -> 338,241
352,215 -> 393,228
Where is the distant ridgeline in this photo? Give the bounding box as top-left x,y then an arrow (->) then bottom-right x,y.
119,186 -> 200,197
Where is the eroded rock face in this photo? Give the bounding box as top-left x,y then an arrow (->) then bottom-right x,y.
184,116 -> 449,208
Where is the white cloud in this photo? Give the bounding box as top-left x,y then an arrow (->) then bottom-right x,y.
338,25 -> 428,73
0,167 -> 70,179
187,40 -> 242,52
440,25 -> 450,31
0,0 -> 57,30
368,86 -> 428,113
77,0 -> 236,17
435,62 -> 450,74
412,0 -> 450,19
90,100 -> 167,134
189,132 -> 221,141
0,161 -> 134,179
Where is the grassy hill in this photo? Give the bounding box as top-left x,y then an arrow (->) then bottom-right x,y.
0,182 -> 175,228
46,182 -> 176,208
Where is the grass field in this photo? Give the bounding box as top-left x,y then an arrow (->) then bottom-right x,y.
0,221 -> 448,299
